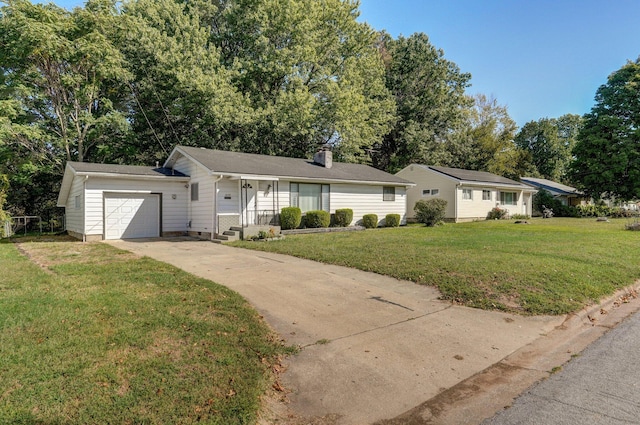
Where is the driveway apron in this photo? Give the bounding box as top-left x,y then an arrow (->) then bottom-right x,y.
108,238 -> 562,424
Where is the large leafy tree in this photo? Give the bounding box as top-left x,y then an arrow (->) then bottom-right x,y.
0,0 -> 130,218
448,94 -> 528,179
209,0 -> 395,161
570,58 -> 640,200
119,0 -> 395,163
0,0 -> 131,163
372,32 -> 471,172
515,114 -> 581,183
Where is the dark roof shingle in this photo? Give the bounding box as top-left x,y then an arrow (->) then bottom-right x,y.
68,161 -> 187,177
173,146 -> 411,185
427,165 -> 525,186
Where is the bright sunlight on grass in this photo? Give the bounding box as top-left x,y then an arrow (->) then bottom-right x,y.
232,218 -> 640,315
0,237 -> 292,425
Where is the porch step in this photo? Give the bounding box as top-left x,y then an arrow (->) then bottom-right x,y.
229,226 -> 243,232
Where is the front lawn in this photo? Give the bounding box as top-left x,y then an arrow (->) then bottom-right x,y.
232,218 -> 640,315
0,237 -> 291,424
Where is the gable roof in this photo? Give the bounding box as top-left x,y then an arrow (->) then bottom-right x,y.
56,161 -> 188,207
165,146 -> 413,186
521,177 -> 584,196
410,164 -> 534,190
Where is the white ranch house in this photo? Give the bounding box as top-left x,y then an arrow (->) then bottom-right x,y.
57,146 -> 413,241
396,164 -> 536,222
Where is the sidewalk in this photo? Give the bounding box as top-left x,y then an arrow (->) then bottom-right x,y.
107,238 -> 640,424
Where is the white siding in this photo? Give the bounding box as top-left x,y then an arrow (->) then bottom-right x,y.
331,184 -> 406,225
277,180 -> 407,226
84,177 -> 188,237
65,175 -> 85,234
397,166 -> 457,219
457,186 -> 497,220
174,157 -> 214,234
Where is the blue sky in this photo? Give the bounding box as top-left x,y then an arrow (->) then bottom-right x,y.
41,0 -> 640,127
358,0 -> 640,126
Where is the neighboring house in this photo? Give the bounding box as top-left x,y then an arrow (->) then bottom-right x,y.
520,177 -> 587,207
396,164 -> 536,222
57,146 -> 413,241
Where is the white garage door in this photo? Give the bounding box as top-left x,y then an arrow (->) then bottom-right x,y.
104,193 -> 160,240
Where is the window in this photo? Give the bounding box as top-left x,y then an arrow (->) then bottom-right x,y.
383,186 -> 395,201
75,195 -> 81,209
462,188 -> 473,200
500,192 -> 518,205
423,188 -> 440,196
191,182 -> 199,201
482,190 -> 492,201
422,189 -> 430,196
290,183 -> 329,212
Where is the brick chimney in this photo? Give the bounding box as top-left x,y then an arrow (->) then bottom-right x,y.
313,148 -> 333,168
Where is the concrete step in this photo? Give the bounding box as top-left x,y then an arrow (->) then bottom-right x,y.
223,230 -> 237,237
211,239 -> 224,244
230,226 -> 243,232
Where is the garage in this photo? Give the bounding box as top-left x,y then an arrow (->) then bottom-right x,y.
104,193 -> 160,240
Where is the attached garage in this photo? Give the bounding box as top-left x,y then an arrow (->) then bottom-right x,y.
57,162 -> 189,241
104,193 -> 160,240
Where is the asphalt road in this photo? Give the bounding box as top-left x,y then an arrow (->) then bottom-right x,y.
483,309 -> 640,425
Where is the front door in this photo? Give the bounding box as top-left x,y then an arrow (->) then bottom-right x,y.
241,180 -> 257,226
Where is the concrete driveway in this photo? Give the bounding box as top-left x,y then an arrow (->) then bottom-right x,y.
107,238 -> 571,424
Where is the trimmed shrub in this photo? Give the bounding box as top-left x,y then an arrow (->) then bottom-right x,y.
385,213 -> 401,227
414,198 -> 447,227
304,210 -> 331,228
334,208 -> 354,227
362,214 -> 378,229
511,213 -> 530,220
486,207 -> 508,220
280,207 -> 302,230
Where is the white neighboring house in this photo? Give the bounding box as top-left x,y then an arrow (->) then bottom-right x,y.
396,164 -> 536,222
57,146 -> 414,241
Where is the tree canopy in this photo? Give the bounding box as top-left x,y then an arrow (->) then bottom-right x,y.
515,114 -> 582,183
1,0 -> 534,220
569,58 -> 640,201
371,32 -> 472,172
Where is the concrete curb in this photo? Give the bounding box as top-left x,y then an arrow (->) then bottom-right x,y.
375,281 -> 640,425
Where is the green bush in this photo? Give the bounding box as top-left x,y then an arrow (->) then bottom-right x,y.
511,214 -> 530,220
414,198 -> 447,226
362,214 -> 378,229
304,210 -> 331,228
280,207 -> 302,230
334,209 -> 354,227
486,207 -> 508,220
533,189 -> 579,217
385,213 -> 401,227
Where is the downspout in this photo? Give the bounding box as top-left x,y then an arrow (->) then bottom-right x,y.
455,183 -> 461,223
83,175 -> 88,242
211,175 -> 223,240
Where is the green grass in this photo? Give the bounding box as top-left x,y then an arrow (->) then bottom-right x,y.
231,218 -> 640,315
0,237 -> 292,425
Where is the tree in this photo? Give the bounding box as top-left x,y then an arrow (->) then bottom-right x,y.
449,94 -> 526,179
515,114 -> 582,183
0,0 -> 131,163
372,32 -> 472,172
121,0 -> 394,162
569,58 -> 640,201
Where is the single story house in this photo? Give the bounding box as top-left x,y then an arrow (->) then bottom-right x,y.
520,177 -> 586,207
57,146 -> 413,241
396,164 -> 536,222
